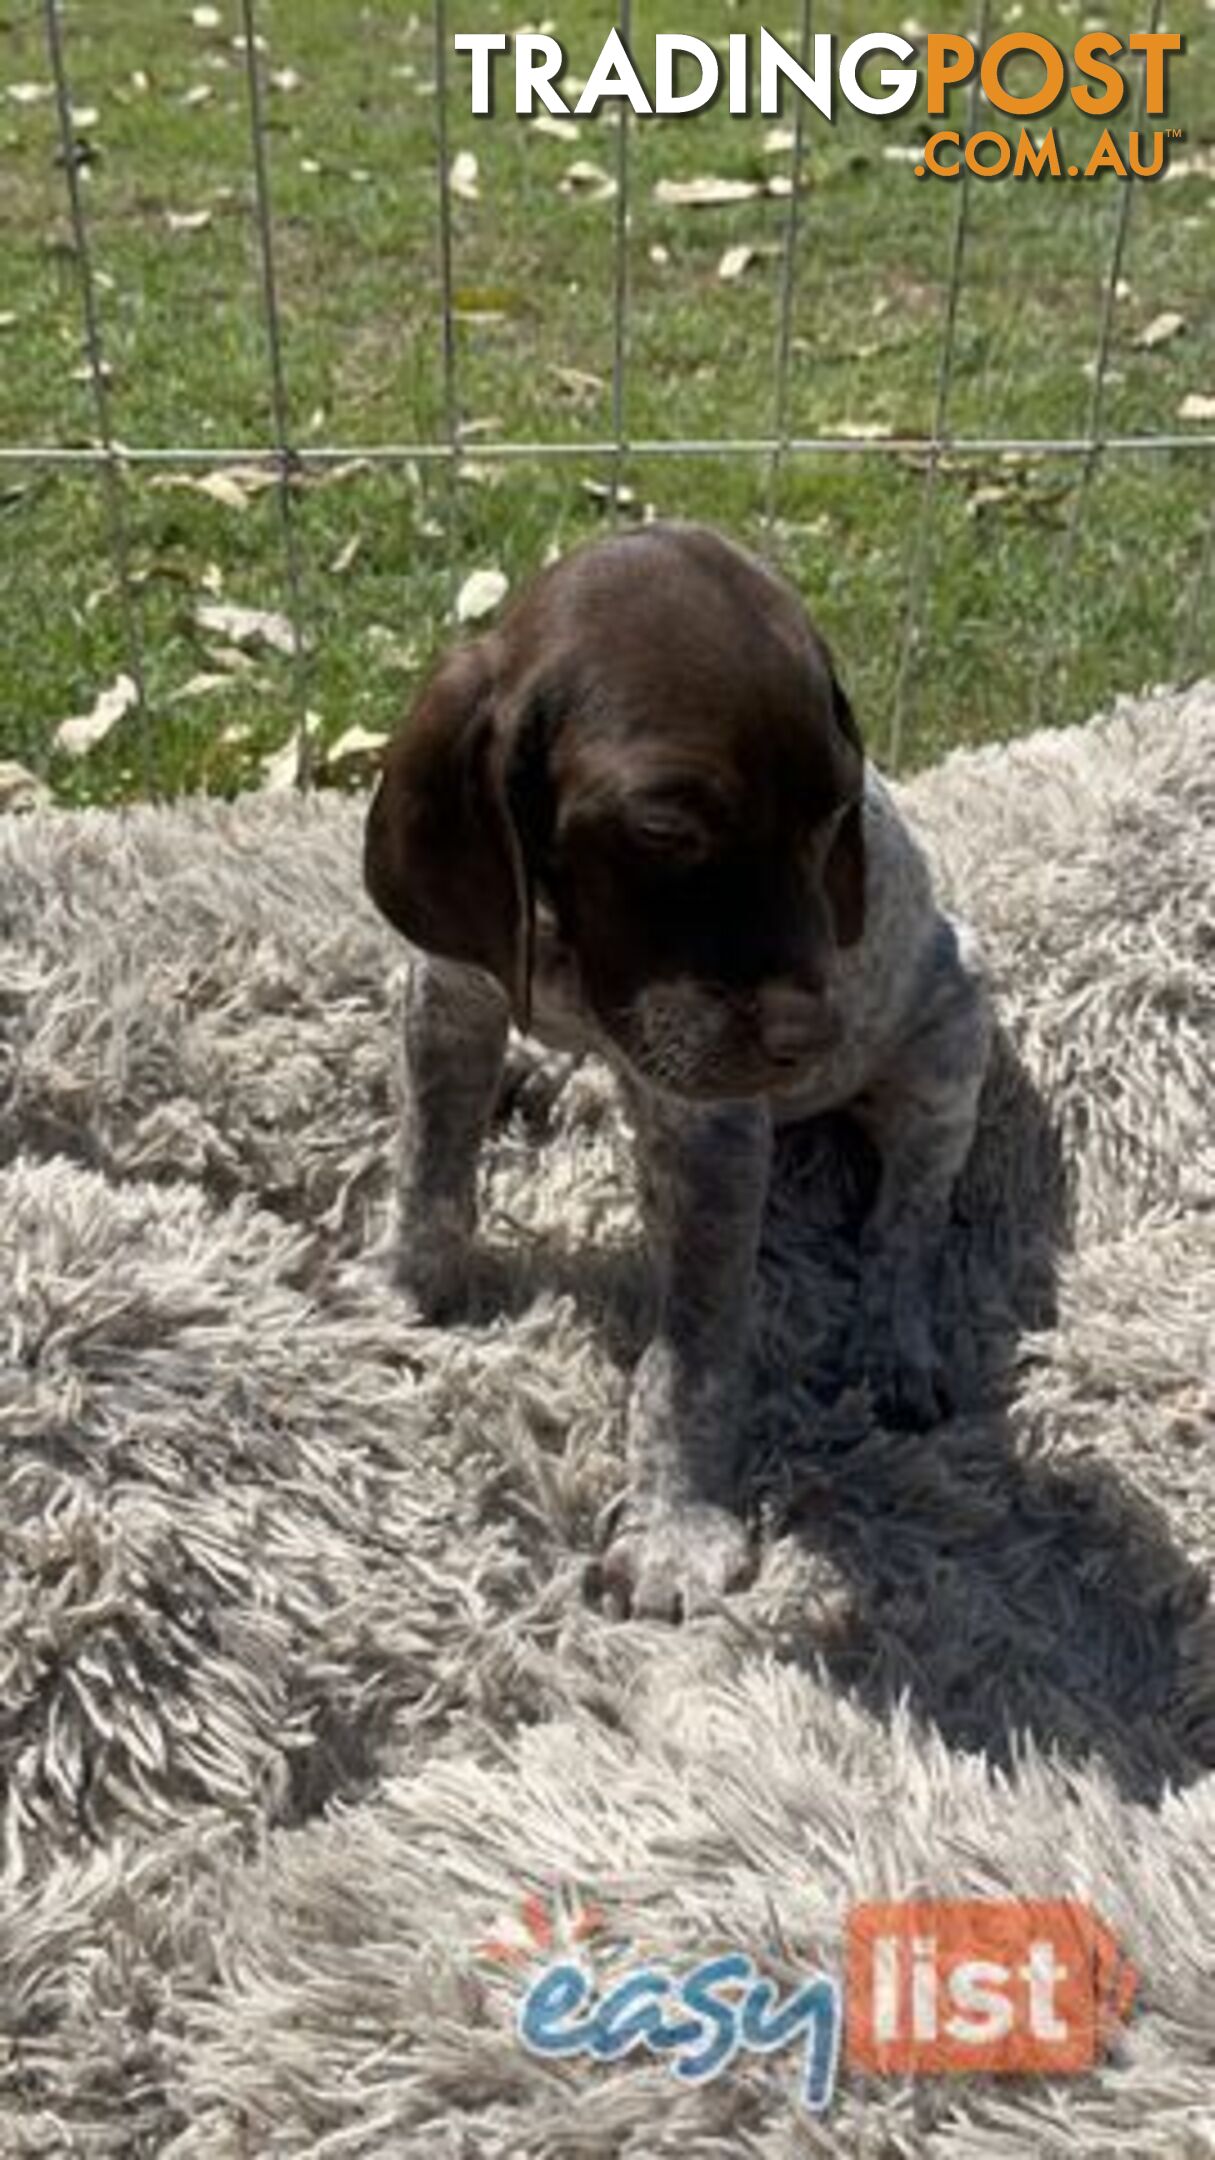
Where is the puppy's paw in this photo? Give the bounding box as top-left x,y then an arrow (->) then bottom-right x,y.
385,1223 -> 473,1325
593,1500 -> 754,1623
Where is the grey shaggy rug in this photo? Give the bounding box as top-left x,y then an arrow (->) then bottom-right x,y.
1,684 -> 1213,2158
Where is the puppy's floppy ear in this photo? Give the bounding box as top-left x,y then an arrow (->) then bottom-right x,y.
823,669 -> 867,949
364,641 -> 547,1028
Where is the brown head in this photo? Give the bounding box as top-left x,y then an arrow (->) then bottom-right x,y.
364,521 -> 866,1102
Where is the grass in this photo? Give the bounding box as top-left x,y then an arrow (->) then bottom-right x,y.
0,0 -> 1212,804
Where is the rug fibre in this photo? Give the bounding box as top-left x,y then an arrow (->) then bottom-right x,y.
1,684 -> 1213,2157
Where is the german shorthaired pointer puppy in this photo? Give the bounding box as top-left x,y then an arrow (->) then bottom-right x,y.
365,522 -> 991,1620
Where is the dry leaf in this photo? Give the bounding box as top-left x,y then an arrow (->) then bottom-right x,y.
0,313 -> 17,333
182,84 -> 214,107
170,672 -> 238,701
196,600 -> 298,654
260,739 -> 301,793
582,479 -> 636,508
1135,310 -> 1185,349
365,626 -> 420,671
270,68 -> 301,93
654,175 -> 761,207
6,83 -> 52,106
718,243 -> 757,283
834,420 -> 895,440
550,364 -> 605,401
560,160 -> 616,202
71,105 -> 100,129
323,725 -> 387,777
0,761 -> 50,812
1179,392 -> 1215,421
455,568 -> 509,623
151,470 -> 253,510
260,713 -> 320,792
532,113 -> 581,140
1163,146 -> 1215,181
967,484 -> 1013,516
328,534 -> 362,575
449,150 -> 480,201
165,208 -> 213,233
203,642 -> 255,673
191,4 -> 221,24
54,673 -> 139,757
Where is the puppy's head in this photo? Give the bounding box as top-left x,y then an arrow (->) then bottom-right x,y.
365,523 -> 865,1101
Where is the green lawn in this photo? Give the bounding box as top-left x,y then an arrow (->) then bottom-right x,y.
1,0 -> 1212,803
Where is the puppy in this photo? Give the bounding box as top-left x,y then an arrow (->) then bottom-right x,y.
364,522 -> 990,1620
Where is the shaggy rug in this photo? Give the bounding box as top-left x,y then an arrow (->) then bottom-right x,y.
1,683 -> 1213,2158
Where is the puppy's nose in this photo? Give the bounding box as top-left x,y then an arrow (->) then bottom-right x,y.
757,981 -> 838,1064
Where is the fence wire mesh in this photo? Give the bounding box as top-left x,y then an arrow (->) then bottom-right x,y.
5,0 -> 1214,791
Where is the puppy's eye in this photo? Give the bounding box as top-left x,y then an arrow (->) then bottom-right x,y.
625,802 -> 714,864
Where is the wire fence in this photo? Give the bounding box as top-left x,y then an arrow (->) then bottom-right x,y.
6,0 -> 1214,788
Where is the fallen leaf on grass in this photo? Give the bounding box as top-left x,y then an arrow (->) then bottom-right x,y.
0,312 -> 17,332
762,126 -> 795,155
718,243 -> 757,282
182,84 -> 214,108
270,68 -> 302,93
365,626 -> 420,671
0,761 -> 50,812
54,673 -> 139,757
559,160 -> 616,202
1179,392 -> 1215,421
169,672 -> 241,702
833,419 -> 895,440
151,465 -> 280,509
191,4 -> 221,25
203,642 -> 256,673
196,600 -> 298,654
260,714 -> 321,793
532,113 -> 581,140
456,567 -> 509,623
323,726 -> 387,778
966,483 -> 1014,516
151,471 -> 251,510
6,83 -> 52,106
328,534 -> 362,575
582,478 -> 636,509
1135,310 -> 1185,349
449,150 -> 480,201
1163,147 -> 1215,181
550,364 -> 605,401
654,175 -> 762,207
165,208 -> 213,234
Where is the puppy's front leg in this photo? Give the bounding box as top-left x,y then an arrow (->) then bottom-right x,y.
603,1089 -> 772,1620
389,951 -> 508,1319
851,922 -> 990,1426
